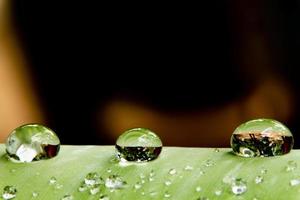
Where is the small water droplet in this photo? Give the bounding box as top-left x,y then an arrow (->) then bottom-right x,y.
78,182 -> 88,192
169,168 -> 177,175
149,170 -> 155,177
199,170 -> 205,175
5,124 -> 60,162
164,180 -> 172,186
115,128 -> 162,162
205,159 -> 214,167
99,194 -> 110,200
139,173 -> 146,179
49,177 -> 57,185
55,183 -> 63,190
231,119 -> 294,157
61,194 -> 73,200
134,182 -> 142,190
214,189 -> 222,196
195,186 -> 202,192
197,197 -> 209,200
214,148 -> 220,152
231,178 -> 247,195
290,179 -> 300,186
141,191 -> 145,196
85,172 -> 103,186
32,192 -> 38,198
149,191 -> 157,196
164,191 -> 171,198
184,165 -> 193,171
90,186 -> 100,195
2,186 -> 17,200
9,169 -> 16,173
107,168 -> 112,173
286,161 -> 297,172
261,168 -> 267,174
255,176 -> 263,184
105,175 -> 127,189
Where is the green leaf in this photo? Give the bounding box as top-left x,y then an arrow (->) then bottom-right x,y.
0,145 -> 299,199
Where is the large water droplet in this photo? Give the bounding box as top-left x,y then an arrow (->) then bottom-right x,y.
85,172 -> 103,186
231,178 -> 247,195
231,119 -> 294,157
164,180 -> 172,186
5,124 -> 60,162
197,197 -> 209,200
115,128 -> 162,162
105,175 -> 127,189
2,186 -> 17,200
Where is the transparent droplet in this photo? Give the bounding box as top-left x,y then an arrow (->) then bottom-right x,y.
61,194 -> 73,200
99,194 -> 110,200
105,175 -> 127,189
2,186 -> 17,200
164,191 -> 171,198
90,186 -> 100,195
134,182 -> 142,190
290,179 -> 300,186
215,189 -> 222,196
49,177 -> 57,185
205,159 -> 214,167
231,178 -> 247,195
195,186 -> 202,192
184,165 -> 193,171
255,176 -> 263,184
85,172 -> 103,186
55,183 -> 63,190
164,180 -> 172,186
168,168 -> 177,175
197,197 -> 209,200
32,191 -> 38,198
5,124 -> 60,162
149,191 -> 157,197
214,148 -> 220,153
107,168 -> 112,173
260,168 -> 268,174
286,161 -> 297,172
115,128 -> 162,162
231,119 -> 294,157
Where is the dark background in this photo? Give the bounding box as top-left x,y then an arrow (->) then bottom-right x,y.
9,1 -> 300,147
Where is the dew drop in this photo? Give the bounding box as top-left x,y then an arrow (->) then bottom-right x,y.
78,182 -> 88,192
168,168 -> 177,175
105,175 -> 127,189
32,191 -> 38,198
115,128 -> 162,162
61,194 -> 73,200
90,186 -> 101,195
286,161 -> 297,172
214,148 -> 220,152
164,180 -> 172,186
214,189 -> 222,196
107,168 -> 112,173
231,178 -> 247,195
290,179 -> 300,186
255,176 -> 263,184
149,191 -> 157,197
231,119 -> 294,157
164,191 -> 171,198
5,124 -> 60,162
2,186 -> 17,200
134,182 -> 142,190
49,177 -> 57,185
205,159 -> 214,167
184,165 -> 193,171
195,186 -> 202,192
197,197 -> 209,200
85,172 -> 103,186
55,183 -> 63,190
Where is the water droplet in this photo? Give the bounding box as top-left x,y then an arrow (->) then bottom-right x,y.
184,165 -> 193,171
49,177 -> 57,185
5,124 -> 60,162
78,182 -> 87,192
199,170 -> 205,175
115,128 -> 162,162
55,183 -> 63,190
231,119 -> 294,157
99,194 -> 110,200
139,173 -> 146,179
168,168 -> 177,175
164,191 -> 171,198
134,182 -> 142,190
231,178 -> 247,195
214,189 -> 222,196
195,186 -> 202,192
141,191 -> 145,196
214,148 -> 220,152
149,191 -> 157,196
286,161 -> 297,172
164,180 -> 172,186
149,170 -> 155,181
261,168 -> 268,174
90,186 -> 100,195
2,186 -> 17,200
107,168 -> 112,173
32,192 -> 38,198
105,175 -> 127,189
61,194 -> 73,200
205,159 -> 214,167
290,179 -> 300,186
255,176 -> 263,184
85,172 -> 103,186
9,169 -> 16,173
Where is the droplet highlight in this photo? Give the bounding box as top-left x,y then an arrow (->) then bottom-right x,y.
2,186 -> 17,200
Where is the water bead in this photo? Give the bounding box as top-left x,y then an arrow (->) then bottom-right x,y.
115,128 -> 162,162
6,124 -> 60,162
231,119 -> 294,157
2,186 -> 17,200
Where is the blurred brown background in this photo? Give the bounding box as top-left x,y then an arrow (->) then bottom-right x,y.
0,0 -> 299,147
